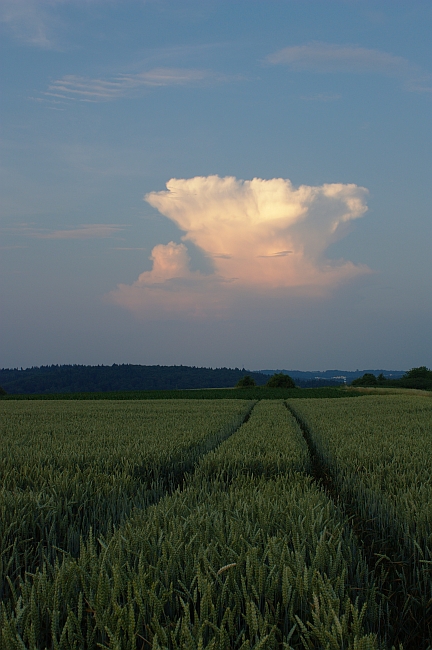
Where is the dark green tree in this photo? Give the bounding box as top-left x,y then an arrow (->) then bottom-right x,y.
236,375 -> 256,388
399,366 -> 432,390
351,373 -> 378,387
403,366 -> 432,379
266,373 -> 296,389
0,386 -> 6,396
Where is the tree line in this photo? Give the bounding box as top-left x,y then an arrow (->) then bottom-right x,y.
0,364 -> 269,395
351,366 -> 432,390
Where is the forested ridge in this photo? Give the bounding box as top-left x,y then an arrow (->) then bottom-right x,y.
0,364 -> 270,395
0,364 -> 415,395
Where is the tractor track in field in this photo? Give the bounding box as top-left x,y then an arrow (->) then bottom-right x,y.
174,399 -> 257,491
285,400 -> 431,650
284,401 -> 340,503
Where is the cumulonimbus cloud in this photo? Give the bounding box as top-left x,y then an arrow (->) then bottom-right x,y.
108,175 -> 371,318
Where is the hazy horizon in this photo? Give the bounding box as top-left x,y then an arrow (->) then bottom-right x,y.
0,363 -> 409,376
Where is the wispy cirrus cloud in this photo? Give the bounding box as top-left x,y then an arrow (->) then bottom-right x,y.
300,93 -> 341,102
6,223 -> 124,239
0,0 -> 56,47
41,224 -> 124,239
42,67 -> 233,102
108,175 -> 371,319
267,42 -> 432,93
110,247 -> 147,251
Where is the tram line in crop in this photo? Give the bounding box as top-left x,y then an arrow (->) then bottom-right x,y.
287,396 -> 432,650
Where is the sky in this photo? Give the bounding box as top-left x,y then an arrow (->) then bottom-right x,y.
1,0 -> 431,371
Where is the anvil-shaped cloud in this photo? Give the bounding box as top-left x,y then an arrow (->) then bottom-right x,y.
108,176 -> 370,318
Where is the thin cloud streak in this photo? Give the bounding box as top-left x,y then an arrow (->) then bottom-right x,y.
42,224 -> 124,239
108,175 -> 371,319
300,93 -> 341,102
44,68 -> 234,103
6,224 -> 124,239
267,42 -> 432,93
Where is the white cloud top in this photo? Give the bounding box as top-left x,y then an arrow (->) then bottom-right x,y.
108,175 -> 370,318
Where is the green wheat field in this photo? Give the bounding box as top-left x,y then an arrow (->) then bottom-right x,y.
1,394 -> 431,649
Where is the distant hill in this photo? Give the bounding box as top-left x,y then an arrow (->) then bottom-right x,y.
0,364 -> 269,395
258,369 -> 406,385
0,365 -> 410,395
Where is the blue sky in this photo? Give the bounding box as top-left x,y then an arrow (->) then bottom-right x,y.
1,0 -> 431,371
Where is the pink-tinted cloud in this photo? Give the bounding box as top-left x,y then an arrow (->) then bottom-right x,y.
110,242 -> 229,319
108,175 -> 371,318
